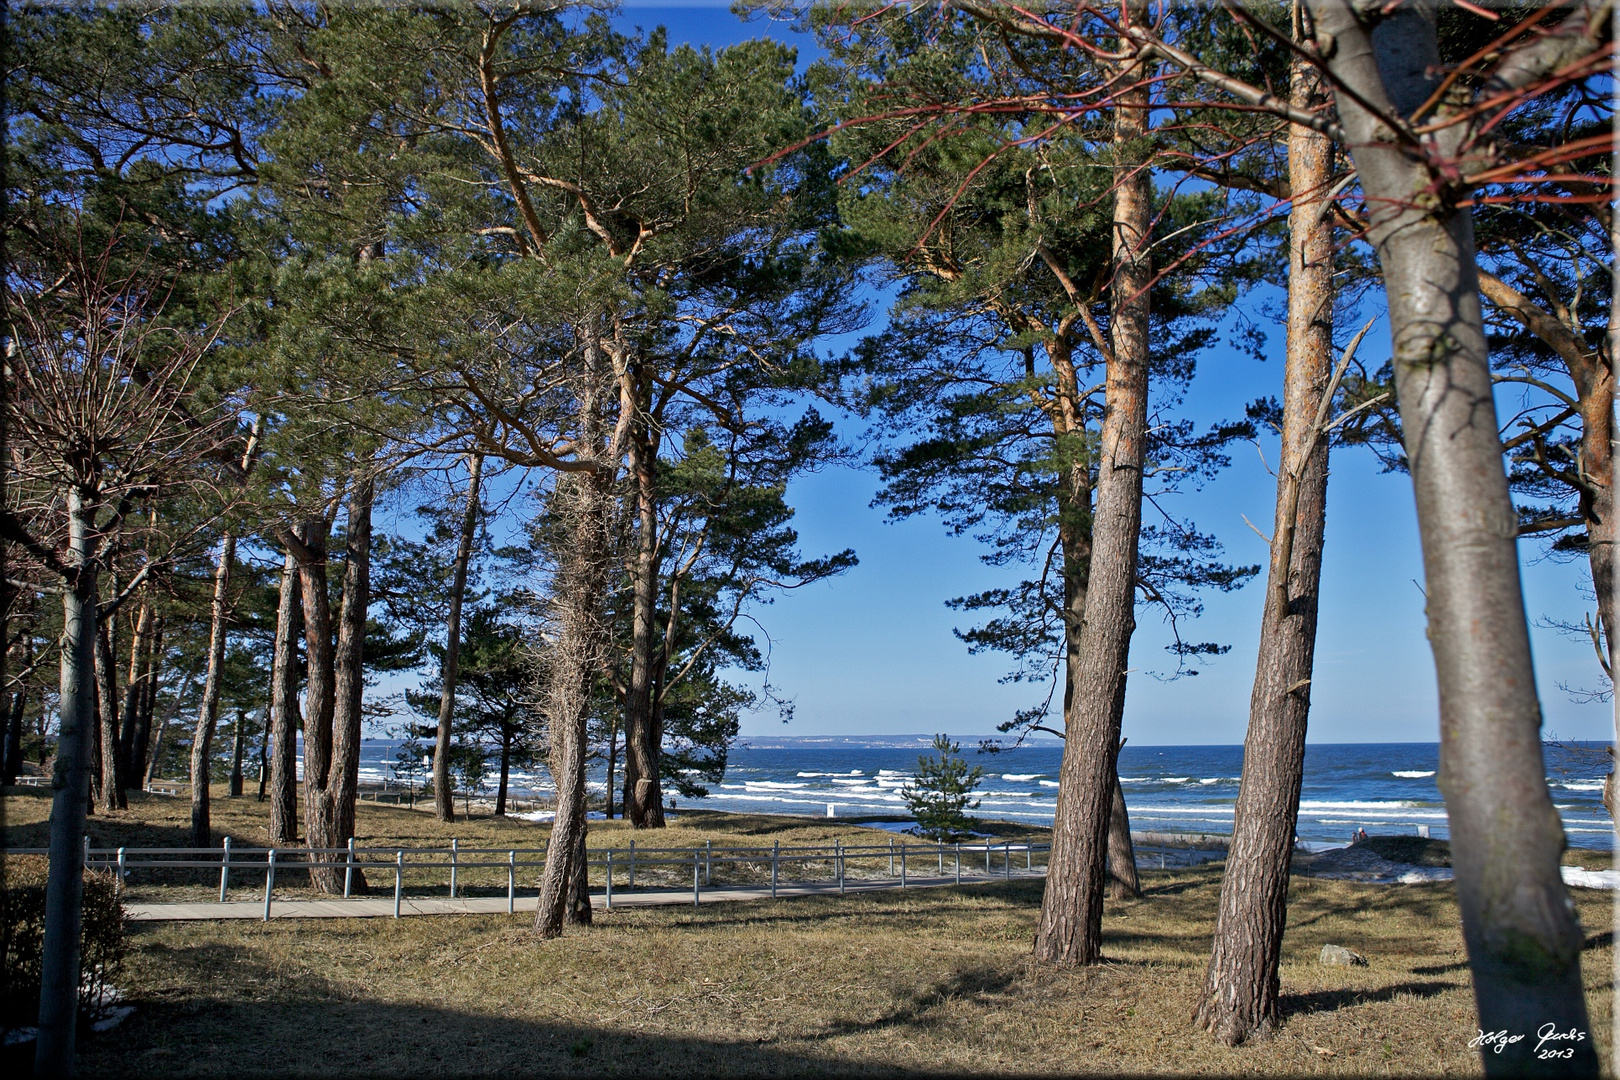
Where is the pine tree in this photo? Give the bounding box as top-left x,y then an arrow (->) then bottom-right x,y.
901,735 -> 985,842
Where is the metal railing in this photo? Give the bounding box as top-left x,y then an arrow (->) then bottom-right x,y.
9,836 -> 1054,921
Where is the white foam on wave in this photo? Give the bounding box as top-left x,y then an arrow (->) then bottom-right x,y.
1553,780 -> 1606,792
1299,799 -> 1418,810
797,770 -> 863,777
1002,774 -> 1040,782
1039,780 -> 1060,788
743,780 -> 810,791
1392,770 -> 1436,778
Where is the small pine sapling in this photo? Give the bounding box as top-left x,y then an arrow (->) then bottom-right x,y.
902,735 -> 985,841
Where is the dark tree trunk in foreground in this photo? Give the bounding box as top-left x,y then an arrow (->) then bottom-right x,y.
189,533 -> 235,849
621,386 -> 666,829
1307,3 -> 1594,1071
1196,49 -> 1334,1045
1034,14 -> 1152,966
269,548 -> 302,843
536,345 -> 617,939
567,827 -> 592,926
93,621 -> 123,809
35,491 -> 97,1078
434,453 -> 483,822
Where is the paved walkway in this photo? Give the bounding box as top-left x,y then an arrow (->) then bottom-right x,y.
125,868 -> 1048,922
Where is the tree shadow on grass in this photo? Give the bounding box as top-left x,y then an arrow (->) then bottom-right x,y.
805,963 -> 1025,1042
64,941 -> 925,1080
1279,980 -> 1459,1021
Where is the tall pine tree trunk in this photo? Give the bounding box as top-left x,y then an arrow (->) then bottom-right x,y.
1034,16 -> 1153,965
536,343 -> 617,938
434,453 -> 484,822
329,478 -> 373,880
1307,3 -> 1594,1069
297,517 -> 338,886
189,533 -> 235,849
35,490 -> 98,1078
269,548 -> 302,843
622,390 -> 665,829
1195,49 -> 1334,1044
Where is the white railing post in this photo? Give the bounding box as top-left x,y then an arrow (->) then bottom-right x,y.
985,839 -> 992,874
938,844 -> 943,875
900,843 -> 906,888
263,849 -> 277,922
837,841 -> 844,894
704,840 -> 712,886
508,851 -> 516,913
1005,842 -> 1011,881
394,850 -> 403,918
693,849 -> 701,907
889,838 -> 895,876
1026,843 -> 1031,870
605,849 -> 614,911
771,841 -> 779,899
116,847 -> 126,899
343,837 -> 355,898
450,838 -> 458,898
628,840 -> 636,889
219,836 -> 231,902
954,843 -> 961,885
83,835 -> 91,872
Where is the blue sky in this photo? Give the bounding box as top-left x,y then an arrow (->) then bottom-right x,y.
578,3 -> 1616,746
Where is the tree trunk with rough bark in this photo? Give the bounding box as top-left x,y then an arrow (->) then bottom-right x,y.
1306,3 -> 1595,1070
621,394 -> 666,829
536,343 -> 617,938
1106,734 -> 1138,901
1195,51 -> 1334,1044
189,533 -> 235,849
328,478 -> 373,887
35,490 -> 97,1078
93,620 -> 123,810
434,453 -> 484,823
269,548 -> 302,843
298,518 -> 337,876
1033,20 -> 1153,966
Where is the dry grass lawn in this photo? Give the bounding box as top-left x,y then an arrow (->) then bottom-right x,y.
4,787 -> 1615,1077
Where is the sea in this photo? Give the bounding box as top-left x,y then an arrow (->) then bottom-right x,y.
352,737 -> 1616,851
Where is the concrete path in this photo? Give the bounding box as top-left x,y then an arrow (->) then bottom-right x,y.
124,868 -> 1048,922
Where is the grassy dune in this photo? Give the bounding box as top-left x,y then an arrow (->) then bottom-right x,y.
3,787 -> 1614,1076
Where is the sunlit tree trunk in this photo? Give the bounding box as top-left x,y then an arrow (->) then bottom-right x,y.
329,478 -> 373,886
1195,47 -> 1334,1044
621,372 -> 666,829
536,343 -> 617,938
1034,6 -> 1152,965
35,490 -> 97,1078
1307,2 -> 1594,1070
298,517 -> 337,882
